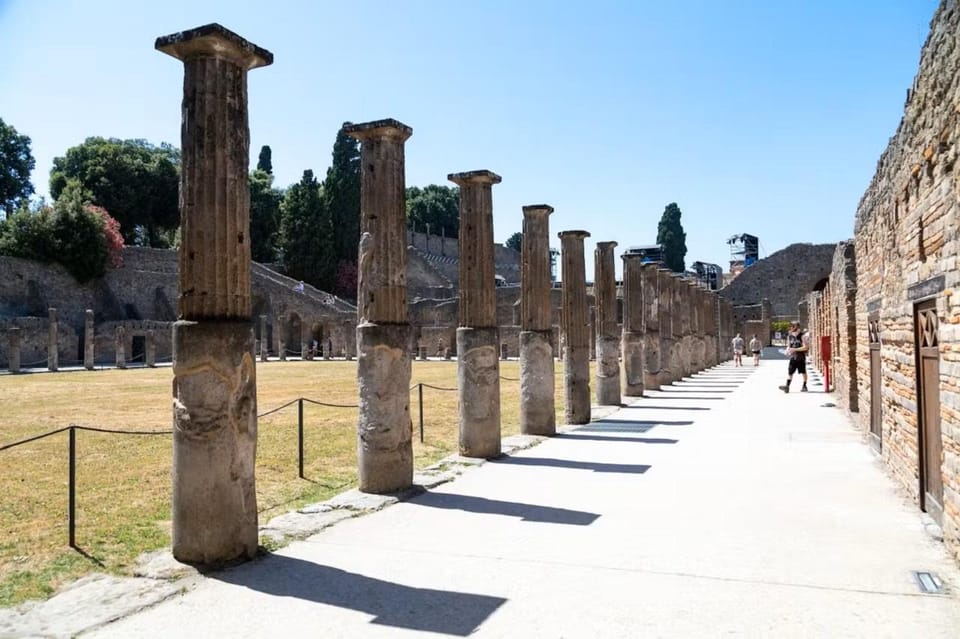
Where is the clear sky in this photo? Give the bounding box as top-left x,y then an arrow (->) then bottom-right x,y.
0,0 -> 939,280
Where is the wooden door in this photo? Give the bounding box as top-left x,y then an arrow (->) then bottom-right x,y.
868,315 -> 882,451
915,301 -> 943,525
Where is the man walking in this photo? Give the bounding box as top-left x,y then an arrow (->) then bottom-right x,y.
779,322 -> 809,392
749,334 -> 762,367
731,333 -> 745,367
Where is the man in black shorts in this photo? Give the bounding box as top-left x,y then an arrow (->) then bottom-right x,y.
779,321 -> 809,393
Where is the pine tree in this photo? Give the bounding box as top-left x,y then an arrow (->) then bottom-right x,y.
278,170 -> 334,289
321,128 -> 360,266
656,202 -> 687,272
257,145 -> 273,174
249,169 -> 282,263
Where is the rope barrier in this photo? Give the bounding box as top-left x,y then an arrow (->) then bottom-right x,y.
257,398 -> 301,418
301,398 -> 359,409
414,383 -> 457,392
72,425 -> 172,436
0,426 -> 73,452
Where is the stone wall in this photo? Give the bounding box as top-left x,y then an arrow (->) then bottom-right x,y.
719,243 -> 837,317
805,0 -> 960,562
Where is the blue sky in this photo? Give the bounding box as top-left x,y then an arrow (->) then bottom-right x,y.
0,0 -> 938,279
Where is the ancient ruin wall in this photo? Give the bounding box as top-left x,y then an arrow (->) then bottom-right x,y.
718,243 -> 837,317
850,0 -> 960,559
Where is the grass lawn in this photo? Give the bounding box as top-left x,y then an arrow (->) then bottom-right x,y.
0,358 -> 574,606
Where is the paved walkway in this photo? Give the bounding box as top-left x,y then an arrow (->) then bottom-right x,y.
21,353 -> 960,637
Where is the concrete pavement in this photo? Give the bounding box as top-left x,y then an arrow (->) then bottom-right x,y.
16,352 -> 960,637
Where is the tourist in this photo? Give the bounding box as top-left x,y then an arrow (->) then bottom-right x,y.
294,280 -> 305,293
731,333 -> 744,366
749,334 -> 762,367
779,321 -> 810,393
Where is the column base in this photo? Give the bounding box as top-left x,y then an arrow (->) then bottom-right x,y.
622,331 -> 644,397
564,344 -> 591,425
172,319 -> 258,565
519,330 -> 555,436
457,327 -> 501,458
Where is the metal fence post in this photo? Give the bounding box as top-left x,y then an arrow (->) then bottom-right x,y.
418,383 -> 424,443
68,426 -> 76,549
298,398 -> 305,479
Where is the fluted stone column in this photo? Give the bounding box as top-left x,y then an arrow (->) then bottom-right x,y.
146,330 -> 156,367
594,241 -> 620,405
621,253 -> 644,397
8,328 -> 20,374
449,170 -> 502,458
345,119 -> 413,493
157,23 -> 271,564
559,230 -> 591,424
519,205 -> 556,436
84,310 -> 95,370
259,315 -> 269,361
658,269 -> 675,386
588,306 -> 596,362
640,263 -> 661,390
47,308 -> 58,372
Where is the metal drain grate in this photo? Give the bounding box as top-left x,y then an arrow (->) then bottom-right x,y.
912,571 -> 944,594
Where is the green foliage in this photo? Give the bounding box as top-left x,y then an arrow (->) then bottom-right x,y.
257,145 -> 273,174
656,202 -> 687,272
770,320 -> 792,336
321,129 -> 361,267
278,170 -> 334,289
505,231 -> 522,252
249,169 -> 283,263
0,118 -> 36,216
49,137 -> 179,246
0,182 -> 124,283
406,184 -> 459,237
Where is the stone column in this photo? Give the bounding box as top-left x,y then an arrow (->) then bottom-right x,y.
559,230 -> 591,424
157,23 -> 271,564
594,241 -> 620,405
345,118 -> 414,493
501,343 -> 509,360
343,319 -> 355,360
640,263 -> 660,390
8,328 -> 20,374
278,315 -> 287,361
115,326 -> 126,369
259,315 -> 269,361
620,253 -> 644,397
519,205 -> 556,436
449,170 -> 502,458
658,269 -> 675,386
146,329 -> 156,367
84,310 -> 95,370
47,308 -> 58,372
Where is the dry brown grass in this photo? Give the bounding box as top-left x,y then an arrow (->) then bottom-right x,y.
0,358 -> 572,606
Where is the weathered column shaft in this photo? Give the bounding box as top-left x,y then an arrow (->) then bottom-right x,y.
84,309 -> 95,370
640,263 -> 661,390
146,329 -> 156,367
519,205 -> 556,436
116,327 -> 126,369
278,316 -> 287,361
559,230 -> 591,424
8,328 -> 20,373
346,119 -> 413,493
658,269 -> 675,386
47,308 -> 58,372
621,254 -> 644,396
157,23 -> 271,564
594,241 -> 620,405
450,170 -> 502,458
259,315 -> 268,361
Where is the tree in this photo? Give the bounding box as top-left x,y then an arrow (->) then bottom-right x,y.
656,202 -> 687,272
257,145 -> 273,174
0,182 -> 124,283
49,137 -> 179,246
505,231 -> 522,252
0,118 -> 35,216
249,169 -> 283,263
321,128 -> 360,268
278,170 -> 334,290
406,184 -> 459,237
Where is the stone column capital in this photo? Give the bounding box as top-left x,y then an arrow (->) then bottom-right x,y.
447,170 -> 502,186
596,241 -> 618,252
558,230 -> 590,241
156,23 -> 273,69
343,119 -> 413,143
522,204 -> 554,217
621,253 -> 645,264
